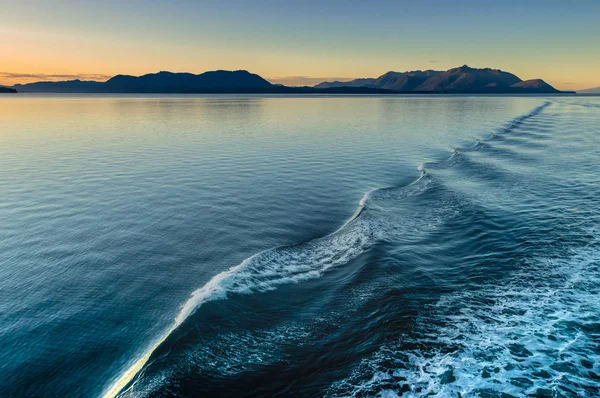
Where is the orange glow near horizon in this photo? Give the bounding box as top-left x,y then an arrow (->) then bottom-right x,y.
2,67 -> 598,91
1,2 -> 599,91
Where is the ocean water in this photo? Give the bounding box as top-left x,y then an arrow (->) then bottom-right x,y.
0,94 -> 598,398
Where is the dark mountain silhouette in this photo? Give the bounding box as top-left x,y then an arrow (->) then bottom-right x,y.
577,86 -> 600,94
11,70 -> 396,94
12,71 -> 273,93
0,86 -> 17,93
374,70 -> 441,91
13,80 -> 102,93
11,67 -> 569,94
100,70 -> 273,92
315,65 -> 566,93
413,65 -> 520,91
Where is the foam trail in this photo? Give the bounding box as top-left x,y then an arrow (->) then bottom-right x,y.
102,188 -> 386,397
328,236 -> 600,397
103,101 -> 552,398
104,174 -> 440,397
102,332 -> 173,398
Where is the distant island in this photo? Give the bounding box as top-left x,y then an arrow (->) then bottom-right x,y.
315,65 -> 569,94
577,86 -> 600,94
0,86 -> 17,93
10,66 -> 573,94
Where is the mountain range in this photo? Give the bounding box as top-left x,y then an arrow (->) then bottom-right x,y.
9,66 -> 571,94
315,65 -> 562,93
11,71 -> 394,94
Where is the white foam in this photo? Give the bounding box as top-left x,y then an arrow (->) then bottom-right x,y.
103,173 -> 457,397
175,177 -> 444,337
103,194 -> 382,397
103,131 -> 491,398
328,241 -> 600,397
116,271 -> 389,397
359,190 -> 372,208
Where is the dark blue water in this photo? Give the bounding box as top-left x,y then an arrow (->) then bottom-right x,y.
0,95 -> 598,397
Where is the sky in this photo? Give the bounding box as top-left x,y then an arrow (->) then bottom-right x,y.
1,0 -> 599,90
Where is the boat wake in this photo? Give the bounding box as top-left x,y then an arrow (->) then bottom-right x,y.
103,101 -> 554,398
104,175 -> 442,397
327,231 -> 600,397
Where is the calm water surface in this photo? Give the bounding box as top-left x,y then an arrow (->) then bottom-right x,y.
0,95 -> 598,397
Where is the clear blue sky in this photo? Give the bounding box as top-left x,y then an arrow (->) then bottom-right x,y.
1,0 -> 599,89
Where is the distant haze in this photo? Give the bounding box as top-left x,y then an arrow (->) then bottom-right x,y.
269,76 -> 355,87
2,1 -> 599,90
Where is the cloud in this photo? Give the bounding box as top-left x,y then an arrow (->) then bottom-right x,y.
428,60 -> 438,63
268,76 -> 356,87
0,72 -> 111,84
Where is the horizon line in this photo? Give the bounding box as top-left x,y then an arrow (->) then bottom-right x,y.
1,66 -> 597,91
